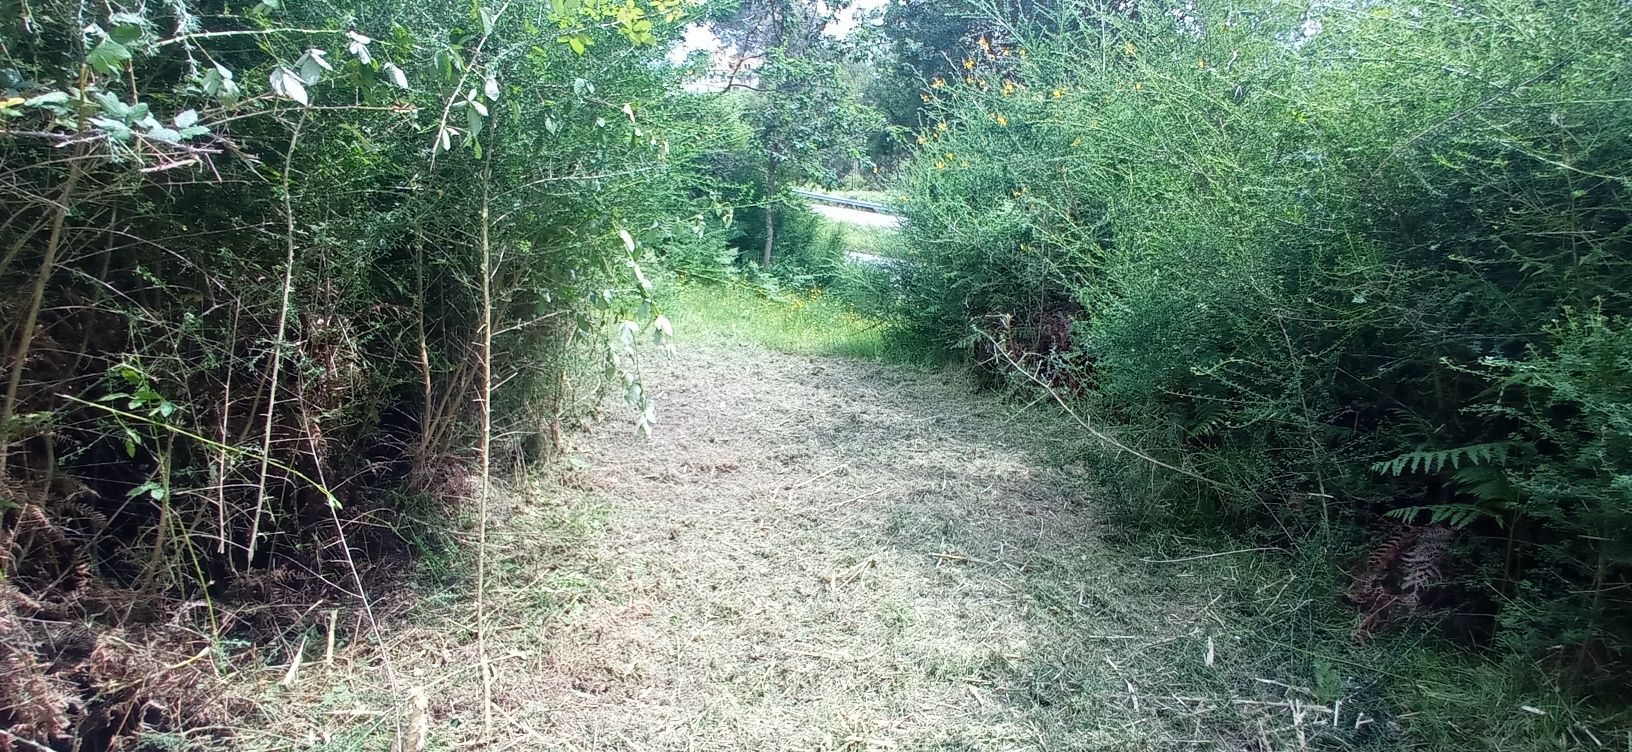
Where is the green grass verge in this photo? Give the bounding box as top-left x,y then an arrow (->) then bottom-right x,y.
821,219 -> 902,259
659,281 -> 909,361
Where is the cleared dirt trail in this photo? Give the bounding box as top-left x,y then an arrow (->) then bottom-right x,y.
499,340 -> 1112,751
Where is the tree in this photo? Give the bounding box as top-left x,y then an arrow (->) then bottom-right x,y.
708,0 -> 880,266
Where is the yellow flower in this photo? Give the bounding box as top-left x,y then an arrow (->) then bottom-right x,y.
1071,137 -> 1084,147
936,161 -> 946,169
1134,81 -> 1143,91
1122,41 -> 1136,57
1197,58 -> 1207,69
931,77 -> 945,88
994,113 -> 1009,127
936,121 -> 949,132
1017,48 -> 1028,57
1002,80 -> 1016,96
900,194 -> 910,202
963,58 -> 975,70
945,151 -> 956,160
977,79 -> 989,90
1052,88 -> 1064,99
916,135 -> 927,145
978,37 -> 991,53
921,93 -> 932,102
872,166 -> 880,174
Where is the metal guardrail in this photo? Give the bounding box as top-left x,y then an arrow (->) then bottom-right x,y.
790,188 -> 892,214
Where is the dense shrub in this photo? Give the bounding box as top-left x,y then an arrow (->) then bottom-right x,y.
0,0 -> 720,742
895,0 -> 1631,698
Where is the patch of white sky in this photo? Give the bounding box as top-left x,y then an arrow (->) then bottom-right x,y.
666,0 -> 889,64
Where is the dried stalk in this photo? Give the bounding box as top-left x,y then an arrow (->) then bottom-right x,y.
978,328 -> 1235,493
1,140 -> 88,479
247,113 -> 306,565
475,102 -> 498,738
413,226 -> 434,481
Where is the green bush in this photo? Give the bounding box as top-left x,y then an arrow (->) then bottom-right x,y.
894,0 -> 1632,702
0,0 -> 718,740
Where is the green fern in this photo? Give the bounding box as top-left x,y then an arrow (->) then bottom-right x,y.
1450,464 -> 1521,504
1371,441 -> 1519,477
1377,444 -> 1525,528
1384,502 -> 1509,529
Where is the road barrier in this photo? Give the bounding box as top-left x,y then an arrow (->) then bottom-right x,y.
790,189 -> 892,215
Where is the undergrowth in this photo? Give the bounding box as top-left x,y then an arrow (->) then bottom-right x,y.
888,0 -> 1632,737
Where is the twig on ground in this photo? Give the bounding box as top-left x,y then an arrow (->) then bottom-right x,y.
829,488 -> 883,510
786,463 -> 848,490
1140,547 -> 1282,564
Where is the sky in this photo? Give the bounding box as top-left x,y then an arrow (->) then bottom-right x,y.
666,0 -> 889,64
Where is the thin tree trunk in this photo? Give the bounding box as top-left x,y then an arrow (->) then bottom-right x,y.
761,156 -> 778,268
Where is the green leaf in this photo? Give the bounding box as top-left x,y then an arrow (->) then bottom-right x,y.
90,116 -> 133,140
297,48 -> 332,85
25,91 -> 71,108
269,67 -> 309,105
110,22 -> 144,44
382,63 -> 409,89
87,37 -> 132,75
435,48 -> 464,81
173,109 -> 198,128
202,65 -> 241,103
346,31 -> 373,64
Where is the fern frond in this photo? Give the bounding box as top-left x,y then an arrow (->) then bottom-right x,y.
1384,503 -> 1507,529
1451,464 -> 1521,504
1371,441 -> 1519,477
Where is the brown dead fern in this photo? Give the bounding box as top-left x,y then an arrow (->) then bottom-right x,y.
1349,524 -> 1457,641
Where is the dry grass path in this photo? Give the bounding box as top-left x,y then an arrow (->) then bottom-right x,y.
266,338 -> 1355,751
501,341 -> 1105,750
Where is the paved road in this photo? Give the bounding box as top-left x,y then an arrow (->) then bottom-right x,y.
810,202 -> 902,228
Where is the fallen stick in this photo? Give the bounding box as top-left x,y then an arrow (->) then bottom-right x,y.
829,488 -> 883,510
1140,547 -> 1282,564
786,463 -> 848,490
